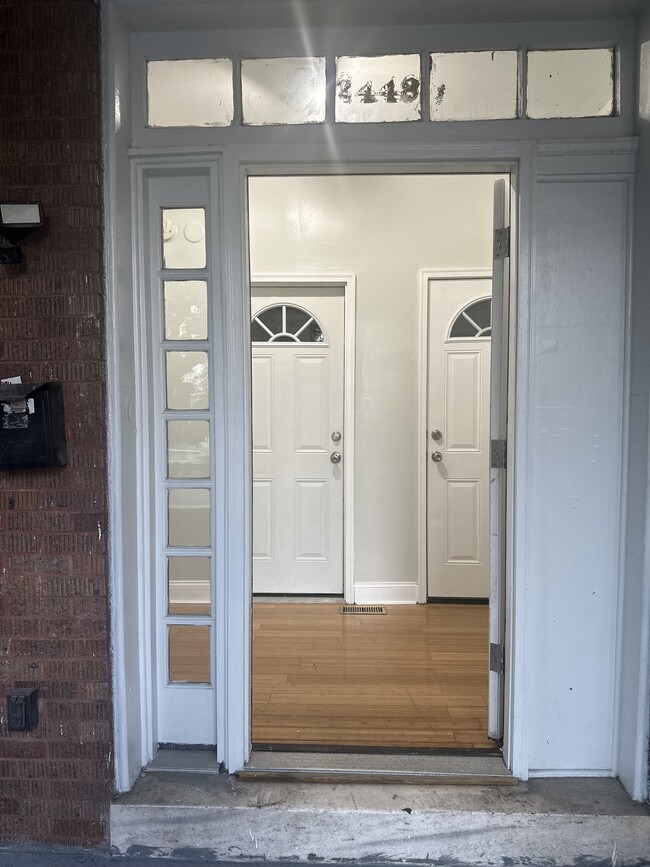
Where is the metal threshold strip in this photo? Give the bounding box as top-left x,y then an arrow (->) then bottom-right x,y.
236,750 -> 515,786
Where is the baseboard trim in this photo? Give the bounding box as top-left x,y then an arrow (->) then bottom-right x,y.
428,596 -> 489,605
354,582 -> 418,604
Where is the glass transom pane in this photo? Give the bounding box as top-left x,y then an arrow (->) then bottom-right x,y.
335,55 -> 421,123
165,351 -> 209,410
242,57 -> 326,125
430,51 -> 518,121
526,49 -> 614,119
168,488 -> 210,547
164,280 -> 208,340
168,556 -> 211,616
168,625 -> 211,684
147,59 -> 234,128
167,420 -> 210,479
162,208 -> 206,270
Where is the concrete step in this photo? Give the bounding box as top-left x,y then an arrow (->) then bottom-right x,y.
111,770 -> 650,865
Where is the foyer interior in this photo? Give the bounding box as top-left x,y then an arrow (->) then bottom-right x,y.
251,601 -> 493,751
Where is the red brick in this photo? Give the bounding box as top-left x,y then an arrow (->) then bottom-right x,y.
0,0 -> 110,847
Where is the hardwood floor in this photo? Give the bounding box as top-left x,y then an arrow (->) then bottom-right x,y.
252,601 -> 494,750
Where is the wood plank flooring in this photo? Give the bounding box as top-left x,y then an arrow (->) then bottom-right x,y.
252,602 -> 494,750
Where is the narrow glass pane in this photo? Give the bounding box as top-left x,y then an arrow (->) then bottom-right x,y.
430,51 -> 517,121
335,55 -> 421,123
257,306 -> 283,335
167,420 -> 210,479
168,488 -> 210,547
450,315 -> 478,339
165,351 -> 209,410
526,49 -> 614,119
164,280 -> 208,340
168,556 -> 211,615
162,208 -> 206,270
242,57 -> 326,126
466,299 -> 491,330
147,59 -> 234,128
168,625 -> 211,684
285,306 -> 310,333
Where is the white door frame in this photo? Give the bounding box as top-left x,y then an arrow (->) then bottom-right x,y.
235,153 -> 526,776
112,144 -> 534,785
417,267 -> 496,604
250,274 -> 357,604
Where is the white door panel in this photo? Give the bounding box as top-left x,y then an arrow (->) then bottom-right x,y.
427,278 -> 491,599
252,291 -> 344,594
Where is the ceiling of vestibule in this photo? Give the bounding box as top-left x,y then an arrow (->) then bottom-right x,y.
112,0 -> 648,31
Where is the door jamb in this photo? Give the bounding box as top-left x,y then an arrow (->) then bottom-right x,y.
417,267 -> 495,604
250,274 -> 357,604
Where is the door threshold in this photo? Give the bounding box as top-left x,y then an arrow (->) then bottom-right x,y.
237,749 -> 515,786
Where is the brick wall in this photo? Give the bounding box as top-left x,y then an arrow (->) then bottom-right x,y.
0,0 -> 111,845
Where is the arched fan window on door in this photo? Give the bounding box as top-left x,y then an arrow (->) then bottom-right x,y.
449,297 -> 491,339
251,304 -> 325,343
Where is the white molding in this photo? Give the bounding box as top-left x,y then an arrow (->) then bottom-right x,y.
250,273 -> 357,604
354,582 -> 419,605
528,769 -> 614,779
537,137 -> 638,178
417,268 -> 494,606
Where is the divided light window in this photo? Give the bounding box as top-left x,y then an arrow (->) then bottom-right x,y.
145,47 -> 618,128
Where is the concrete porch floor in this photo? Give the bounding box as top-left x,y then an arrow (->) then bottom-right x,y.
111,768 -> 650,865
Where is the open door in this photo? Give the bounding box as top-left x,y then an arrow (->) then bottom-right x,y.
488,178 -> 511,741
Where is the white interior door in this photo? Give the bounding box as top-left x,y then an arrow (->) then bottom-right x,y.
251,288 -> 344,594
426,277 -> 492,599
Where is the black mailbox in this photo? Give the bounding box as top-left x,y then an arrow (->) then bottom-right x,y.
0,382 -> 67,470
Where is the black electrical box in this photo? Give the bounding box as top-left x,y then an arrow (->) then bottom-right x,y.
7,688 -> 39,732
0,382 -> 67,470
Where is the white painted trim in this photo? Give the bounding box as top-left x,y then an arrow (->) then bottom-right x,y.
528,769 -> 614,779
417,268 -> 494,606
250,274 -> 357,605
233,148 -> 529,775
354,582 -> 419,605
132,162 -> 156,766
504,142 -> 536,782
114,141 -> 537,781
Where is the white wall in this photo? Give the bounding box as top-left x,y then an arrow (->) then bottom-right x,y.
248,174 -> 500,600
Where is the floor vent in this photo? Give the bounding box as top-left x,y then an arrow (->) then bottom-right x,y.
339,605 -> 387,615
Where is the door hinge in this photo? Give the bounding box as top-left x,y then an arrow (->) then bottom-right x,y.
494,226 -> 510,260
490,642 -> 505,675
490,439 -> 507,469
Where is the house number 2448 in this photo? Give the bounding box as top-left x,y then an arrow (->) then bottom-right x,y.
337,74 -> 421,105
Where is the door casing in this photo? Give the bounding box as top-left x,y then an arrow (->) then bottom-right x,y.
119,146 -> 532,786
251,275 -> 357,603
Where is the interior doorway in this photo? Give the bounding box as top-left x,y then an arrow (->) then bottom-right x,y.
251,285 -> 347,596
248,172 -> 510,753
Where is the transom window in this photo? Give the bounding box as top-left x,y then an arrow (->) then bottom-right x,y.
449,298 -> 491,339
251,304 -> 325,343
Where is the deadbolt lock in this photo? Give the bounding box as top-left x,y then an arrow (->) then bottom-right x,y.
431,429 -> 442,441
331,431 -> 342,442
